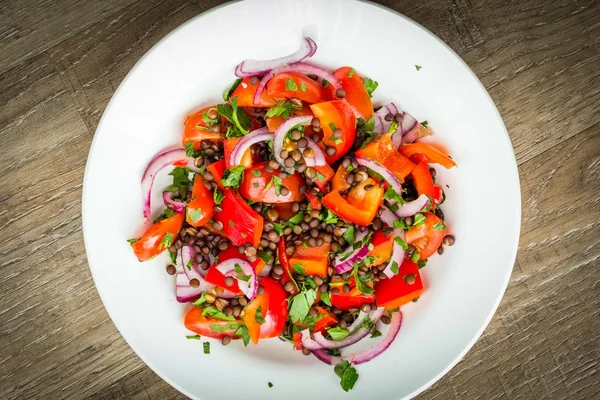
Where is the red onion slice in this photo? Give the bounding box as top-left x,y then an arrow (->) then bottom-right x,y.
175,272 -> 205,303
181,245 -> 207,282
162,191 -> 186,214
378,207 -> 407,278
355,156 -> 402,196
312,311 -> 403,366
273,115 -> 313,169
313,307 -> 385,349
215,258 -> 258,300
229,127 -> 273,166
141,148 -> 195,220
258,263 -> 272,277
302,137 -> 327,167
235,37 -> 317,78
401,124 -> 432,144
373,103 -> 398,134
394,194 -> 429,218
300,330 -> 324,350
334,244 -> 370,274
253,62 -> 342,105
390,111 -> 418,147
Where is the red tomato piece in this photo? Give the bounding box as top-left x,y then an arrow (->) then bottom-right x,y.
327,67 -> 374,120
405,212 -> 446,259
223,137 -> 253,169
312,164 -> 335,192
305,191 -> 322,211
230,78 -> 277,108
184,307 -> 241,339
411,160 -> 436,199
266,73 -> 326,104
366,231 -> 394,267
346,177 -> 384,211
374,258 -> 424,310
322,191 -> 378,226
399,143 -> 456,169
131,213 -> 184,262
186,175 -> 215,227
288,242 -> 330,277
355,134 -> 416,181
182,106 -> 223,150
310,100 -> 356,164
206,160 -> 226,189
266,103 -> 313,132
213,189 -> 263,247
330,287 -> 375,311
204,246 -> 266,293
332,165 -> 350,192
243,276 -> 289,343
240,162 -> 306,203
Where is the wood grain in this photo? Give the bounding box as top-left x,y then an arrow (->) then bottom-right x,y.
0,0 -> 599,399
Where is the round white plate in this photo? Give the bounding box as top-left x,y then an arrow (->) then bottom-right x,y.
82,1 -> 521,399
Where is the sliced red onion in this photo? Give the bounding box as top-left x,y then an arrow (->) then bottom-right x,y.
334,244 -> 370,274
313,307 -> 385,349
181,245 -> 207,281
394,194 -> 429,218
141,148 -> 196,220
215,258 -> 258,300
259,313 -> 278,337
379,207 -> 406,278
229,127 -> 273,166
390,111 -> 418,147
355,156 -> 402,196
312,311 -> 403,366
302,137 -> 326,167
300,330 -> 324,350
253,62 -> 341,105
175,273 -> 209,303
373,103 -> 398,134
162,191 -> 186,213
258,263 -> 272,277
235,37 -> 317,78
401,124 -> 432,144
273,115 -> 313,170
347,310 -> 370,333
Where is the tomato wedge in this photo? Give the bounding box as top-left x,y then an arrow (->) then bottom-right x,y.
310,100 -> 356,164
322,190 -> 379,226
266,73 -> 326,104
131,213 -> 184,262
365,231 -> 394,267
223,137 -> 253,169
240,161 -> 306,203
186,174 -> 215,227
266,103 -> 313,132
306,191 -> 322,211
346,177 -> 384,211
206,160 -> 226,189
230,77 -> 277,108
374,258 -> 423,310
184,307 -> 241,339
289,241 -> 330,277
327,67 -> 374,120
243,276 -> 289,343
213,189 -> 263,247
399,143 -> 456,169
330,286 -> 374,311
332,165 -> 350,192
405,212 -> 446,259
411,160 -> 436,200
355,134 -> 416,181
312,164 -> 335,192
183,106 -> 223,150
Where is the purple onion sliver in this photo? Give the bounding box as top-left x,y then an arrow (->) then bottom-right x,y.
229,127 -> 273,166
303,137 -> 326,167
216,258 -> 258,300
334,245 -> 369,274
355,157 -> 402,196
273,115 -> 313,169
300,330 -> 324,350
344,311 -> 403,365
394,194 -> 430,218
162,191 -> 186,214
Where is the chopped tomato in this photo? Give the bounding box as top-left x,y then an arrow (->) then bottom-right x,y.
374,258 -> 423,310
266,73 -> 326,104
405,212 -> 446,259
131,213 -> 184,262
322,191 -> 378,226
292,306 -> 338,349
306,191 -> 322,211
411,160 -> 436,199
274,203 -> 297,220
223,137 -> 253,169
230,78 -> 277,108
243,276 -> 289,343
332,165 -> 350,192
240,161 -> 306,203
206,160 -> 226,189
184,307 -> 241,339
182,106 -> 223,150
289,241 -> 330,277
186,175 -> 215,227
213,189 -> 263,247
310,100 -> 356,163
366,231 -> 394,267
326,67 -> 374,120
330,286 -> 374,311
204,246 -> 266,293
266,103 -> 313,132
355,134 -> 416,181
399,143 -> 456,169
312,164 -> 335,192
346,177 -> 384,212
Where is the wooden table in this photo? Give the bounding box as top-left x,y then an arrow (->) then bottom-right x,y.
1,0 -> 598,398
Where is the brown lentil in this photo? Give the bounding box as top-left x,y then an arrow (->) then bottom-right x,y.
443,235 -> 455,246
380,315 -> 391,324
224,276 -> 235,287
335,88 -> 346,98
189,278 -> 200,288
166,265 -> 176,275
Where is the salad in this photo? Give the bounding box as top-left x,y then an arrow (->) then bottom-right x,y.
128,37 -> 456,392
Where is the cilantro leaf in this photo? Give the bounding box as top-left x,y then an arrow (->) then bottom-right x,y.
412,213 -> 426,227
421,120 -> 429,127
186,335 -> 202,340
411,251 -> 420,263
217,96 -> 252,135
390,261 -> 400,275
158,232 -> 174,251
287,211 -> 305,225
291,263 -> 306,275
222,165 -> 245,188
203,341 -> 210,354
189,209 -> 204,223
285,78 -> 299,91
223,78 -> 242,101
363,78 -> 378,97
342,226 -> 355,244
320,208 -> 338,224
265,100 -> 300,119
272,175 -> 284,196
433,223 -> 446,231
321,79 -> 329,88
334,361 -> 359,392
251,170 -> 262,177
327,326 -> 350,340
255,306 -> 266,325
236,325 -> 250,346
166,167 -> 192,196
257,249 -> 273,264
347,68 -> 356,78
394,236 -> 408,250
300,81 -> 307,92
288,288 -> 317,323
213,189 -> 225,205
320,291 -> 332,306
202,306 -> 236,321
415,65 -> 422,71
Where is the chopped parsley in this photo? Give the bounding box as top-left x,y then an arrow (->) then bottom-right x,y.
257,249 -> 273,264
158,232 -> 174,251
390,261 -> 400,275
394,236 -> 408,250
217,96 -> 252,136
203,341 -> 210,354
165,167 -> 192,195
291,263 -> 306,275
342,226 -> 355,245
189,209 -> 204,223
370,330 -> 382,338
327,326 -> 350,340
127,238 -> 139,246
411,251 -> 420,263
320,208 -> 338,224
412,213 -> 426,227
415,65 -> 422,71
320,291 -> 332,306
288,288 -> 317,323
265,100 -> 301,119
223,78 -> 242,101
421,120 -> 429,127
236,325 -> 250,346
363,78 -> 378,97
335,360 -> 359,392
255,306 -> 266,325
202,306 -> 236,321
300,81 -> 307,92
186,335 -> 202,340
285,78 -> 299,91
221,165 -> 245,188
433,223 -> 446,231
321,79 -> 330,88
347,68 -> 356,78
213,189 -> 225,205
268,382 -> 273,388
383,187 -> 404,204
418,259 -> 428,269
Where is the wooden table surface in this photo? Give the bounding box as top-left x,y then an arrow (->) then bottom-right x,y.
1,0 -> 598,398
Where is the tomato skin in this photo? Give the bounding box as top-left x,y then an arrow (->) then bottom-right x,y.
374,259 -> 423,310
213,189 -> 263,247
289,241 -> 330,277
243,276 -> 289,343
347,177 -> 384,212
132,213 -> 184,262
186,175 -> 215,227
366,231 -> 394,267
206,160 -> 226,189
184,307 -> 241,339
355,134 -> 416,181
405,212 -> 446,259
327,67 -> 374,120
312,164 -> 335,192
230,78 -> 277,107
266,104 -> 313,132
310,100 -> 356,164
332,165 -> 350,192
266,73 -> 326,104
240,162 -> 306,203
306,191 -> 322,211
330,288 -> 374,310
322,191 -> 378,226
182,106 -> 223,150
224,137 -> 253,169
399,143 -> 456,169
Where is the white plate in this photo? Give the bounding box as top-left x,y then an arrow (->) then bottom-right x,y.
82,1 -> 521,399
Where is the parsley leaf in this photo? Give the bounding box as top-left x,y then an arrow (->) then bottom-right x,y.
223,78 -> 243,101
255,306 -> 266,325
213,189 -> 225,205
203,342 -> 210,354
415,65 -> 422,71
217,96 -> 252,135
166,167 -> 192,196
320,208 -> 338,224
158,232 -> 174,251
394,236 -> 408,250
202,306 -> 236,321
285,78 -> 299,91
334,361 -> 359,392
353,261 -> 374,294
268,382 -> 273,388
189,209 -> 204,223
418,259 -> 428,269
291,263 -> 306,275
321,79 -> 329,88
421,120 -> 429,127
411,251 -> 420,263
390,261 -> 400,275
272,222 -> 284,236
272,176 -> 284,196
383,187 -> 404,204
222,165 -> 245,188
236,325 -> 250,346
185,141 -> 199,157
363,78 -> 378,97
320,291 -> 332,306
288,288 -> 317,323
251,170 -> 262,177
186,335 -> 202,340
287,211 -> 305,225
300,81 -> 307,92
342,226 -> 355,245
412,213 -> 426,227
127,238 -> 139,246
265,100 -> 301,119
347,68 -> 356,78
192,293 -> 208,307
327,326 -> 350,340
370,330 -> 382,338
257,249 -> 273,264
433,223 -> 446,231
